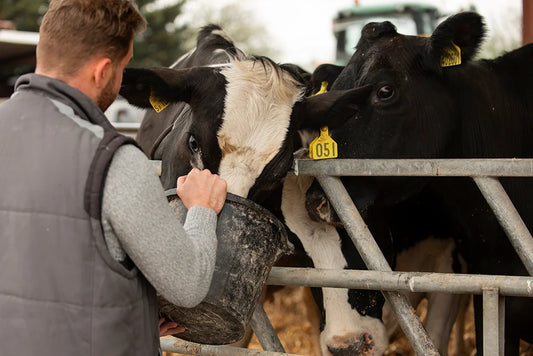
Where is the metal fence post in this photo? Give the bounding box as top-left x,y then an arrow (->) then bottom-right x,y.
482,288 -> 505,356
316,175 -> 440,356
160,337 -> 300,356
250,302 -> 286,352
473,177 -> 533,275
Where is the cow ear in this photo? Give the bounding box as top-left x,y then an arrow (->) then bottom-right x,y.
293,85 -> 372,130
119,67 -> 217,108
310,64 -> 344,94
427,12 -> 486,71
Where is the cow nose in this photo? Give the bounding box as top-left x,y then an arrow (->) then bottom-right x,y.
361,21 -> 397,41
305,186 -> 341,226
305,186 -> 328,222
327,332 -> 375,356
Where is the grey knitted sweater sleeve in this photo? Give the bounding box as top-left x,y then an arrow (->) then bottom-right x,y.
101,144 -> 217,308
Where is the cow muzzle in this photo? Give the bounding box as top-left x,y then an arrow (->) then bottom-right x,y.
327,332 -> 376,356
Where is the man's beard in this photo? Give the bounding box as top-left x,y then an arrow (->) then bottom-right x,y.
97,73 -> 118,111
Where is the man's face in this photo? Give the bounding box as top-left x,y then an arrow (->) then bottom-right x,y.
97,41 -> 133,111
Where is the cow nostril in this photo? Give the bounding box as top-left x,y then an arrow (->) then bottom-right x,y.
316,198 -> 328,213
363,332 -> 375,348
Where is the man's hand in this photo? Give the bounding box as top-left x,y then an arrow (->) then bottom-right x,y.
176,168 -> 227,214
159,318 -> 185,337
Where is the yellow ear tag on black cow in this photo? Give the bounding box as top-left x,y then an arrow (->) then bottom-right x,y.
309,82 -> 338,160
149,89 -> 170,113
440,42 -> 462,67
314,81 -> 328,95
309,126 -> 338,160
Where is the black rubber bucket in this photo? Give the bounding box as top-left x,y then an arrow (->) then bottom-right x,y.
159,190 -> 290,345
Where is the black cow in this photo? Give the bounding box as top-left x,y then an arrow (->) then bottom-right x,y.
297,63 -> 469,356
310,11 -> 532,355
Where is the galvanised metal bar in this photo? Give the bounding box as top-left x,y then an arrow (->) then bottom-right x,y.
266,267 -> 533,297
474,177 -> 533,275
160,337 -> 301,356
293,158 -> 533,177
315,175 -> 390,271
316,175 -> 439,356
382,291 -> 438,356
250,303 -> 286,353
482,288 -> 504,356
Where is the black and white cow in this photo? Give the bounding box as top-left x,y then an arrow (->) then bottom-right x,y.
120,25 -> 362,201
119,26 -> 372,353
282,163 -> 469,355
307,11 -> 533,355
120,24 -> 455,356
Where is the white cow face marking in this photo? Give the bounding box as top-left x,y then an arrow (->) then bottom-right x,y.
217,60 -> 304,197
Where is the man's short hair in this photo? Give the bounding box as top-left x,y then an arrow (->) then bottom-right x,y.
37,0 -> 146,76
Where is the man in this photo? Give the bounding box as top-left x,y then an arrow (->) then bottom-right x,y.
0,1 -> 227,355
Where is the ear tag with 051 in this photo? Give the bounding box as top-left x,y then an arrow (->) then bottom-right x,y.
309,81 -> 338,159
309,126 -> 338,159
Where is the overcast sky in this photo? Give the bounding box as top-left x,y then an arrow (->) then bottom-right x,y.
178,0 -> 522,70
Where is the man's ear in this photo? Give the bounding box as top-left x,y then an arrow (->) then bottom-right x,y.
93,57 -> 113,89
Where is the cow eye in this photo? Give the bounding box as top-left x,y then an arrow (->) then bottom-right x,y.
188,134 -> 200,154
376,85 -> 394,100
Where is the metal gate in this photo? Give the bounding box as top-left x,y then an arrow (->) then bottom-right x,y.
159,158 -> 533,356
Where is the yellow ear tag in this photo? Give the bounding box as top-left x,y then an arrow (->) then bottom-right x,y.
440,42 -> 462,67
315,81 -> 328,95
149,89 -> 170,113
309,82 -> 338,159
309,126 -> 338,159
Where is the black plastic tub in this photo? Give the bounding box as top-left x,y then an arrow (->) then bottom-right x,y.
159,190 -> 290,345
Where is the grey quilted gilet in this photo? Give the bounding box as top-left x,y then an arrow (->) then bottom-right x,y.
0,74 -> 159,356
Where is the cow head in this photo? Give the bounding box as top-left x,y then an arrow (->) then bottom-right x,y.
334,12 -> 486,156
120,57 -> 370,204
326,12 -> 486,211
332,11 -> 485,159
297,13 -> 486,356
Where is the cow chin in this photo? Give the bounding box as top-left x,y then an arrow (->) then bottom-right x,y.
218,165 -> 257,199
321,314 -> 388,356
218,155 -> 266,199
